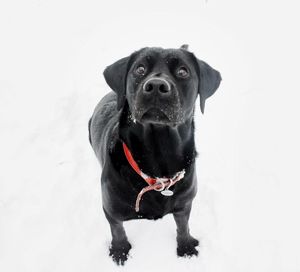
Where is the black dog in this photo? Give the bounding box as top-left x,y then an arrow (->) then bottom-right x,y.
89,45 -> 221,265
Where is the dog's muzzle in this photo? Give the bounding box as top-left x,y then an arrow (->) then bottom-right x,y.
132,75 -> 183,124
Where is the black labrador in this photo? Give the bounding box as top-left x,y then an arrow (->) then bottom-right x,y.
89,45 -> 221,265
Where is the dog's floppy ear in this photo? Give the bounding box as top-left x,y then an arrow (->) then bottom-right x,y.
194,57 -> 222,113
103,56 -> 131,110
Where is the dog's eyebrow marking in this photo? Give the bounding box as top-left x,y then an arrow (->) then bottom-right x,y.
135,55 -> 152,65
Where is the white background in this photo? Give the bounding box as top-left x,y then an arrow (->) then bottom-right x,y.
1,0 -> 300,271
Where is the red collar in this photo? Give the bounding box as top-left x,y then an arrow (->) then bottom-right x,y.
122,142 -> 185,212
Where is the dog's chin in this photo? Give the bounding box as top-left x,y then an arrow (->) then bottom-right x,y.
135,108 -> 177,126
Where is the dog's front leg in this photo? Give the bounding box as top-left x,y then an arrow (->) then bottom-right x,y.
173,203 -> 199,257
103,209 -> 131,265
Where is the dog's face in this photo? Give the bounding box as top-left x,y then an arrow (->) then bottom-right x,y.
104,46 -> 221,126
126,48 -> 198,125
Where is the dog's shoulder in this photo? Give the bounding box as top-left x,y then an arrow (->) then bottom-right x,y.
89,92 -> 120,164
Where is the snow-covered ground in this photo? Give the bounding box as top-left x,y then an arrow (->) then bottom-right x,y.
1,0 -> 300,271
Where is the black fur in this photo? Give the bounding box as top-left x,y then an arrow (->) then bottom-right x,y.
89,46 -> 221,265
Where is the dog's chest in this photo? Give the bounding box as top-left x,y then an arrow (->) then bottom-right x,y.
135,191 -> 174,219
114,188 -> 175,221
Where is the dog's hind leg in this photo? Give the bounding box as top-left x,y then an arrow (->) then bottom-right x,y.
173,203 -> 199,257
103,209 -> 131,265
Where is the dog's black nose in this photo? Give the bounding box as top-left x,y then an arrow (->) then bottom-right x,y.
143,77 -> 171,94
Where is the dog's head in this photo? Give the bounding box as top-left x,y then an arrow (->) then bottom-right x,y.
104,45 -> 221,126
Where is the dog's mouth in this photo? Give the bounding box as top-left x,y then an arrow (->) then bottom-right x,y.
140,108 -> 170,123
131,101 -> 185,126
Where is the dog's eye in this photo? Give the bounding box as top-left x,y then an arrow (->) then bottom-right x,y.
176,66 -> 189,78
135,65 -> 146,75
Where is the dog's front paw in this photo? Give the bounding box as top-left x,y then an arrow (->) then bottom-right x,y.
177,236 -> 199,257
109,240 -> 132,265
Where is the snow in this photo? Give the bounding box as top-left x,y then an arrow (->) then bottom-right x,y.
1,0 -> 300,271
